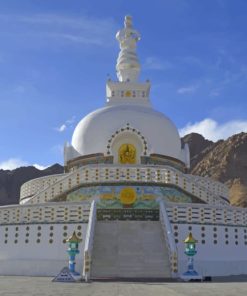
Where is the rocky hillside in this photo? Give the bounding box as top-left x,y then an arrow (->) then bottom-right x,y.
183,132 -> 247,207
0,164 -> 63,205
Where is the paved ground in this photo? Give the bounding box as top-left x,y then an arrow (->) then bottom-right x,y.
1,276 -> 247,296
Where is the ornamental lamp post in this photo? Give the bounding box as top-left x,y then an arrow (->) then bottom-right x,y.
184,232 -> 197,257
66,231 -> 82,275
181,232 -> 202,281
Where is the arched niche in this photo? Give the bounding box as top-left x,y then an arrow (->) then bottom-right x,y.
111,131 -> 144,164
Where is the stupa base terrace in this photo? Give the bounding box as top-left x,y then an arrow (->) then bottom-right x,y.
0,162 -> 246,280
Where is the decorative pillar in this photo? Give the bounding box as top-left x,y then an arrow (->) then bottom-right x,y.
53,231 -> 82,282
66,231 -> 82,275
181,232 -> 202,281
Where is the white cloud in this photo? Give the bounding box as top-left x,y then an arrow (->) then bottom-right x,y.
0,14 -> 117,48
177,85 -> 198,94
0,158 -> 28,170
55,116 -> 76,133
56,124 -> 66,132
179,118 -> 247,141
33,164 -> 48,170
0,158 -> 47,170
143,57 -> 172,71
209,89 -> 221,97
65,116 -> 76,125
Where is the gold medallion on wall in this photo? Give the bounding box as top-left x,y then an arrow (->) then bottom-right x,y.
118,143 -> 136,164
120,187 -> 137,207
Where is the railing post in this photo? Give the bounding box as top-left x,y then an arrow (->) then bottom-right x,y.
82,200 -> 97,282
159,201 -> 178,277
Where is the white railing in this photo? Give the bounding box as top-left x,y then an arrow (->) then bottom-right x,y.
83,200 -> 97,282
20,170 -> 75,205
166,202 -> 247,227
23,164 -> 229,206
20,173 -> 67,201
0,202 -> 91,225
186,174 -> 229,200
159,201 -> 178,277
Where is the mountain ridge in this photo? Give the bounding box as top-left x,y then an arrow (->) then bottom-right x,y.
0,164 -> 64,205
182,132 -> 247,207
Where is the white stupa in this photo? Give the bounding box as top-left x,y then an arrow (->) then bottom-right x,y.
67,15 -> 189,169
0,16 -> 246,281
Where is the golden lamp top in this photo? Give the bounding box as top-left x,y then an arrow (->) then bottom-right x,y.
183,232 -> 198,244
66,231 -> 82,243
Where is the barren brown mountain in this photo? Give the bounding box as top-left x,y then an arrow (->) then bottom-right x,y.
183,132 -> 247,207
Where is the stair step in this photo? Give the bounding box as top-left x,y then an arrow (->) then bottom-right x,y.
91,221 -> 171,278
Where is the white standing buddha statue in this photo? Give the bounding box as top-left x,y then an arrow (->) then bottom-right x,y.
116,15 -> 141,82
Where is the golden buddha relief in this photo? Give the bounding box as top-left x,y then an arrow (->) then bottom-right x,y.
118,143 -> 136,164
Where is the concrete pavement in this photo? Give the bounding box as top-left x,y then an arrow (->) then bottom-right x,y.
1,276 -> 247,296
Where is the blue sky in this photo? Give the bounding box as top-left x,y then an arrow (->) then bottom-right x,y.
0,0 -> 247,169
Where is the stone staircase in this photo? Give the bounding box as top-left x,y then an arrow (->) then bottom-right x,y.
91,220 -> 171,279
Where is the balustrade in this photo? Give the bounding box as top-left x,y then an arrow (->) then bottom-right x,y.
83,200 -> 97,282
159,201 -> 178,276
166,203 -> 247,227
20,173 -> 67,201
0,202 -> 91,225
21,165 -> 229,207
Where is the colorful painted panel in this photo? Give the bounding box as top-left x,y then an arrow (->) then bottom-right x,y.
66,185 -> 200,209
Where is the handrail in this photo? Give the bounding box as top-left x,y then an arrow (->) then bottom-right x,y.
159,200 -> 178,277
20,173 -> 67,201
165,202 -> 247,227
23,164 -> 229,206
1,199 -> 245,227
21,169 -> 75,205
83,200 -> 97,282
0,201 -> 91,225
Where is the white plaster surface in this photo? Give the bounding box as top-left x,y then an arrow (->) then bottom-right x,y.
72,104 -> 183,161
0,223 -> 88,276
173,223 -> 247,276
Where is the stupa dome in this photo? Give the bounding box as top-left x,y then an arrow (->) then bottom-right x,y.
71,103 -> 184,162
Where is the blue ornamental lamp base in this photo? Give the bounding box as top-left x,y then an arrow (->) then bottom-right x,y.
71,271 -> 80,276
52,267 -> 82,283
181,270 -> 203,281
182,233 -> 202,281
180,275 -> 203,281
180,256 -> 203,281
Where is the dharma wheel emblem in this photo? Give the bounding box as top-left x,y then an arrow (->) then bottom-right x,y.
120,187 -> 137,206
